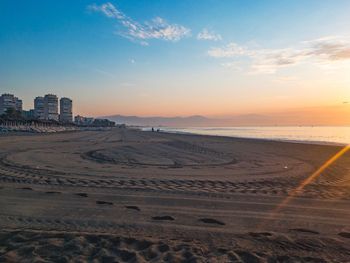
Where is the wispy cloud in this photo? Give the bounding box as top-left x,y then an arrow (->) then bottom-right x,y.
197,28 -> 222,41
208,36 -> 350,74
88,2 -> 190,45
304,36 -> 350,60
208,43 -> 251,57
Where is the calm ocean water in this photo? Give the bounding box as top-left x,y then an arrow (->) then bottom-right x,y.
149,126 -> 350,145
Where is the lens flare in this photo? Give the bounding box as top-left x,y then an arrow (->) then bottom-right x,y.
259,144 -> 350,227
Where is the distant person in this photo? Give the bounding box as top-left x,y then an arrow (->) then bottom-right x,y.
151,127 -> 154,132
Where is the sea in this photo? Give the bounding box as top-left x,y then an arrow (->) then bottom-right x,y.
144,126 -> 350,145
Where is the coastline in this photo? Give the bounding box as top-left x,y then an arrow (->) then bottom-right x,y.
1,125 -> 347,147
143,126 -> 350,146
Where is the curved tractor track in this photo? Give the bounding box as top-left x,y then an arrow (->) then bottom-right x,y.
0,145 -> 349,200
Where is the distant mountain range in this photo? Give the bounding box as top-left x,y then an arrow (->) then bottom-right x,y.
103,114 -> 276,127
103,105 -> 350,127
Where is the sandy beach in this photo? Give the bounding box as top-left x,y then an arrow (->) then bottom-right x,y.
0,128 -> 350,262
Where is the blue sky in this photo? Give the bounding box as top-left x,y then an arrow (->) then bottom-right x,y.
1,0 -> 350,117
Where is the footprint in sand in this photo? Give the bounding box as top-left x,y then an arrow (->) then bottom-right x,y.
18,187 -> 33,191
152,216 -> 174,221
96,200 -> 113,205
248,232 -> 273,238
75,193 -> 88,198
199,218 -> 225,226
290,228 -> 319,235
125,206 -> 141,211
338,232 -> 350,239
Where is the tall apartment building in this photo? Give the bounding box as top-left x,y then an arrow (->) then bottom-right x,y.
16,99 -> 23,112
59,97 -> 73,123
43,94 -> 58,121
34,96 -> 45,119
0,93 -> 23,115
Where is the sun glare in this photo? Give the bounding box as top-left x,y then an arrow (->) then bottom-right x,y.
259,144 -> 350,229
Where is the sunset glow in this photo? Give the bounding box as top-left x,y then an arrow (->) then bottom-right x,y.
1,0 -> 350,125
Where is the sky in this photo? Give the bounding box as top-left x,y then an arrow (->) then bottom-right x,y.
1,0 -> 350,123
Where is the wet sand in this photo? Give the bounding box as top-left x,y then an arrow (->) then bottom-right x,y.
0,128 -> 350,262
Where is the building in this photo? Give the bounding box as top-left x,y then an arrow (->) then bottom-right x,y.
93,118 -> 115,127
44,94 -> 58,121
34,97 -> 45,120
22,109 -> 35,119
74,115 -> 94,126
0,93 -> 23,115
0,94 -> 15,115
15,99 -> 23,112
74,115 -> 115,127
59,97 -> 73,123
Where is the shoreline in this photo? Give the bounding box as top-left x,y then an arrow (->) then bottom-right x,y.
1,123 -> 348,147
1,125 -> 347,149
1,126 -> 347,147
143,128 -> 348,147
